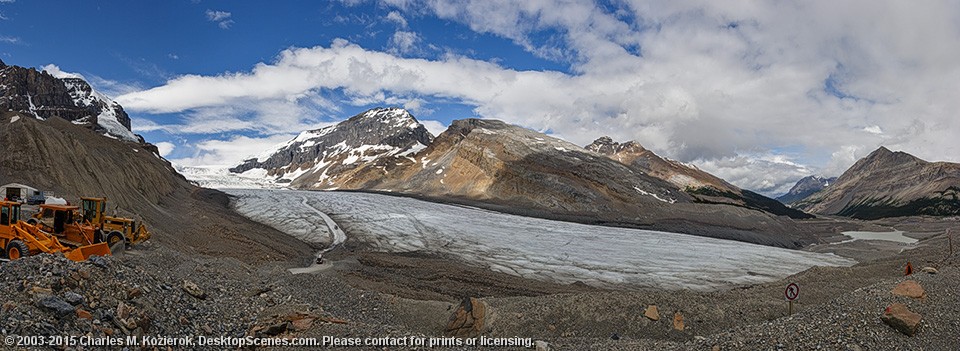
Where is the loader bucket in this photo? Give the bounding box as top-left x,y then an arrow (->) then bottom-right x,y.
63,242 -> 111,261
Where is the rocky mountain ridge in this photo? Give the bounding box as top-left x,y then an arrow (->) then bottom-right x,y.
585,137 -> 811,219
794,147 -> 960,219
228,109 -> 816,247
777,175 -> 837,205
0,60 -> 139,142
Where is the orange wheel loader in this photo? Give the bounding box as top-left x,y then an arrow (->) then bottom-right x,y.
0,200 -> 110,261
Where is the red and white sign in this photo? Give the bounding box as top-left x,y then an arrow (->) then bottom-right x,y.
784,282 -> 800,301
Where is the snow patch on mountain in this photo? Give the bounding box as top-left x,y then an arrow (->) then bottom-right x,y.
634,186 -> 677,204
43,68 -> 138,142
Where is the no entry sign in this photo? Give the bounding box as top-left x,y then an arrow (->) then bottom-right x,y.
784,282 -> 800,301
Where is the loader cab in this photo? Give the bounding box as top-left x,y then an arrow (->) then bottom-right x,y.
81,197 -> 107,225
0,201 -> 20,226
34,205 -> 79,234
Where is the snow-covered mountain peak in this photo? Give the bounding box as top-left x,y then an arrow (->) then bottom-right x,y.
776,175 -> 838,205
230,107 -> 434,188
357,107 -> 419,128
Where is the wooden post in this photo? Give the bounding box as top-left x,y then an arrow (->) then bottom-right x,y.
788,301 -> 794,315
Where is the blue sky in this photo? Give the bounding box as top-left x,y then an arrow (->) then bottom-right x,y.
2,1 -> 959,195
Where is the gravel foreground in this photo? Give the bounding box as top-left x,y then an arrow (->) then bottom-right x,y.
0,223 -> 958,350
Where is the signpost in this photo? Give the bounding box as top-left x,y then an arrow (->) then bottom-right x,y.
784,282 -> 800,315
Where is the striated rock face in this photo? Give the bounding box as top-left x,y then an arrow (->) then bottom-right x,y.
586,137 -> 812,219
352,118 -> 690,213
794,147 -> 960,219
230,107 -> 433,188
586,136 -> 738,193
0,61 -> 138,141
777,176 -> 837,205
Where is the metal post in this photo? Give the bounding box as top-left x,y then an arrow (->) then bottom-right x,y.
788,301 -> 794,315
949,229 -> 954,256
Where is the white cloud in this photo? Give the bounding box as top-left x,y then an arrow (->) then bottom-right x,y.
40,64 -> 142,99
401,98 -> 433,115
155,142 -> 175,157
205,9 -> 233,29
419,120 -> 447,136
120,1 -> 960,194
388,31 -> 421,55
385,11 -> 408,28
205,9 -> 231,21
131,118 -> 168,133
86,75 -> 144,98
169,134 -> 296,167
0,36 -> 19,44
694,154 -> 812,196
168,53 -> 179,60
863,125 -> 883,134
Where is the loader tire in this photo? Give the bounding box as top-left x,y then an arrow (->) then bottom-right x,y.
6,240 -> 29,260
26,218 -> 38,226
106,231 -> 124,246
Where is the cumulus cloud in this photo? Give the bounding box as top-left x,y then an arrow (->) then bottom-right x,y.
155,142 -> 175,157
388,31 -> 421,54
385,11 -> 407,27
169,134 -> 297,167
419,120 -> 447,136
863,126 -> 883,135
121,1 -> 960,195
694,154 -> 813,195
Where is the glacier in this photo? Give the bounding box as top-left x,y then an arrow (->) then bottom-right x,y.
225,188 -> 855,291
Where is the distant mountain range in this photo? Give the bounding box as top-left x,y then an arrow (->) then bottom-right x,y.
586,137 -> 811,219
229,108 -> 814,247
777,176 -> 837,205
792,147 -> 960,219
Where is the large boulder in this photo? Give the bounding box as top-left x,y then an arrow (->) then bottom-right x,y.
892,280 -> 926,300
881,303 -> 922,336
445,297 -> 487,337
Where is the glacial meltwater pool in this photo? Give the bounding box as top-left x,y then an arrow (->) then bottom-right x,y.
839,231 -> 918,244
